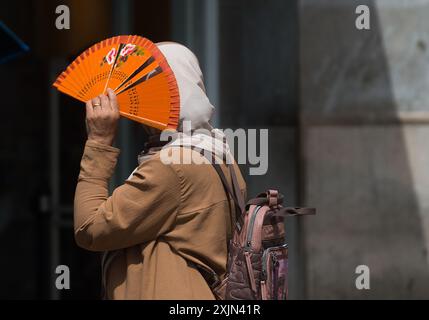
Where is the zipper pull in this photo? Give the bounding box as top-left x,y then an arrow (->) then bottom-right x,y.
272,254 -> 279,267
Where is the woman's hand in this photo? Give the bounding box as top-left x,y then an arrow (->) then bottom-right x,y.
85,88 -> 120,146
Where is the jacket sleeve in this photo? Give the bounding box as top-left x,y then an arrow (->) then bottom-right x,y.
73,140 -> 180,252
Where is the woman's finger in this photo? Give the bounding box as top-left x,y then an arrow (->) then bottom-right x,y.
85,100 -> 94,118
107,88 -> 119,113
99,94 -> 110,113
91,96 -> 101,113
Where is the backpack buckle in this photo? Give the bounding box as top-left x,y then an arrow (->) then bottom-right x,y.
267,189 -> 279,207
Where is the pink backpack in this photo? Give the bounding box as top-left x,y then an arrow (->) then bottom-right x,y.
198,162 -> 316,300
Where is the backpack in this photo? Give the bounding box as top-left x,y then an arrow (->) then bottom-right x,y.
197,161 -> 316,300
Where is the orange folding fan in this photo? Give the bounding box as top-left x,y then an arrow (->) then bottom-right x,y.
53,35 -> 180,130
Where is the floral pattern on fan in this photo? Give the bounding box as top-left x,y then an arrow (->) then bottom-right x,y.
100,44 -> 146,68
120,44 -> 136,56
116,45 -> 145,68
105,48 -> 117,66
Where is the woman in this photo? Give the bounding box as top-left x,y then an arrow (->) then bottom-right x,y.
73,42 -> 246,299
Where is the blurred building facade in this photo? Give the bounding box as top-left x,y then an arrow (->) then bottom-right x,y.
300,0 -> 429,298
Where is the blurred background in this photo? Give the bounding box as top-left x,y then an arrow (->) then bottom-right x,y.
1,0 -> 429,299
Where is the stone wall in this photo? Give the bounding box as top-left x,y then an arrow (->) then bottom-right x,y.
300,0 -> 429,298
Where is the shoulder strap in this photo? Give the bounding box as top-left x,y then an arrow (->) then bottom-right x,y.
167,146 -> 244,289
229,163 -> 246,212
175,145 -> 246,230
211,163 -> 245,231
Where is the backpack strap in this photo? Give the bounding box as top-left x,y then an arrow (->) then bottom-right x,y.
248,190 -> 315,217
247,189 -> 284,207
211,163 -> 245,231
267,206 -> 316,218
229,163 -> 246,213
194,147 -> 245,231
168,145 -> 244,225
173,147 -> 245,290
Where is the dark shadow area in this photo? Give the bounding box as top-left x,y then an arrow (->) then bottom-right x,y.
0,0 -> 171,299
218,0 -> 302,298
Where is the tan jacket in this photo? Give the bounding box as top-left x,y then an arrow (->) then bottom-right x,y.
74,140 -> 246,299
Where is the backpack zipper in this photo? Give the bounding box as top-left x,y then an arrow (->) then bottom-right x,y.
262,244 -> 288,273
245,206 -> 262,250
272,254 -> 279,300
261,244 -> 288,282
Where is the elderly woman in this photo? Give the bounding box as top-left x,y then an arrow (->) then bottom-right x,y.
73,42 -> 246,299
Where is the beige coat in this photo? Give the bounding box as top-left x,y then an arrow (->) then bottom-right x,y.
74,140 -> 246,299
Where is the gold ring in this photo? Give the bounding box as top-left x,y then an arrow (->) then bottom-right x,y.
93,103 -> 101,107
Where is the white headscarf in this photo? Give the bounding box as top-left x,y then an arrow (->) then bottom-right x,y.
157,42 -> 214,131
138,42 -> 232,164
